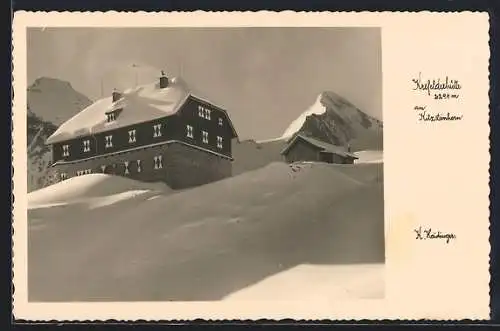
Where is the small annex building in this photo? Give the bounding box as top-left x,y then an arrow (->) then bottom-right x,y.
45,72 -> 239,189
281,134 -> 358,164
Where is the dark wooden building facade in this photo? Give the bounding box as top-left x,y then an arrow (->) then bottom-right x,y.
46,74 -> 238,189
281,134 -> 358,164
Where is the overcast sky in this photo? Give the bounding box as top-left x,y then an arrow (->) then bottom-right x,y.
27,27 -> 381,140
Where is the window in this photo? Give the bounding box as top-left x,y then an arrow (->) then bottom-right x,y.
217,136 -> 223,149
198,105 -> 211,120
153,155 -> 163,170
76,169 -> 91,176
186,125 -> 194,138
107,112 -> 116,123
137,160 -> 142,173
202,131 -> 209,144
153,123 -> 162,138
105,135 -> 113,148
128,129 -> 137,143
62,144 -> 70,157
124,161 -> 130,175
83,139 -> 91,152
60,172 -> 68,180
218,118 -> 223,126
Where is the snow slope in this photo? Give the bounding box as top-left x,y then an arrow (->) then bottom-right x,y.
28,162 -> 384,302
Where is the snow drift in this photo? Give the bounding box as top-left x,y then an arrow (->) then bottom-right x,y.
224,263 -> 384,301
28,162 -> 384,302
28,173 -> 170,209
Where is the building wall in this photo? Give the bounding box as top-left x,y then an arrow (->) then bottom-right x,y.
173,96 -> 235,156
50,142 -> 232,189
284,140 -> 355,164
52,116 -> 178,163
51,96 -> 236,165
283,140 -> 321,163
164,143 -> 232,189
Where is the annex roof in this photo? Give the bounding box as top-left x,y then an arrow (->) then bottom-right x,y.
46,76 -> 237,144
281,134 -> 358,159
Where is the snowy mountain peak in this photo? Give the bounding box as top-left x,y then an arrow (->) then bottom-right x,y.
280,93 -> 328,140
27,77 -> 93,192
28,77 -> 93,126
31,76 -> 73,88
280,91 -> 383,152
318,91 -> 354,109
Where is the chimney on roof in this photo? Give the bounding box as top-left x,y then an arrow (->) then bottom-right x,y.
112,88 -> 122,102
159,70 -> 169,89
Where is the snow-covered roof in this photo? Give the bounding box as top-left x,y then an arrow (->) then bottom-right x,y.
281,134 -> 358,159
46,76 -> 232,144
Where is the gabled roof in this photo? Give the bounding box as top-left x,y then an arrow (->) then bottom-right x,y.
46,77 -> 238,145
281,134 -> 358,159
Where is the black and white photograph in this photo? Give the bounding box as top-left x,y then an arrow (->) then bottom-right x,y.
25,27 -> 384,302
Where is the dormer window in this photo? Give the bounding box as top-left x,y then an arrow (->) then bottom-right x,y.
218,118 -> 223,126
107,113 -> 115,122
202,131 -> 209,144
217,136 -> 223,149
105,108 -> 122,123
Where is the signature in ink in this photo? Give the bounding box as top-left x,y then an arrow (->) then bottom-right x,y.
414,226 -> 456,244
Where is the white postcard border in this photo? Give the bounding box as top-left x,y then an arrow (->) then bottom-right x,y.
12,11 -> 491,320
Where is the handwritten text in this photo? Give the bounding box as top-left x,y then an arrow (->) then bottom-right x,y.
414,226 -> 456,244
412,72 -> 462,96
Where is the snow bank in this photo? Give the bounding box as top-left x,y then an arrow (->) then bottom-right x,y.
28,173 -> 169,209
280,94 -> 327,140
354,150 -> 383,164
